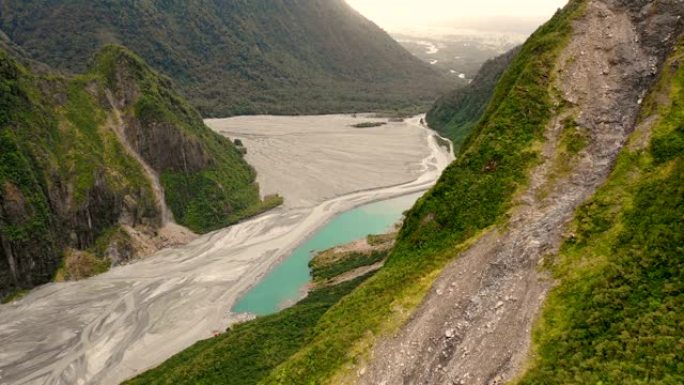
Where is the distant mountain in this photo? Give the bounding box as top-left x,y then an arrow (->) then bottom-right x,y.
0,0 -> 452,117
426,47 -> 520,151
0,44 -> 279,300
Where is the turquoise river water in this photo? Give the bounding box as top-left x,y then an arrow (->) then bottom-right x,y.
232,192 -> 423,315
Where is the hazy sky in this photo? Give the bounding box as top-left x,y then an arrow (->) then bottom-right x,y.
346,0 -> 569,35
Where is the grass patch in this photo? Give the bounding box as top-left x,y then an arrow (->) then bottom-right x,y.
124,275 -> 373,385
310,233 -> 395,285
227,194 -> 284,224
536,114 -> 591,201
54,249 -> 112,282
1,289 -> 29,304
350,122 -> 387,128
560,116 -> 589,155
310,249 -> 388,284
366,232 -> 396,246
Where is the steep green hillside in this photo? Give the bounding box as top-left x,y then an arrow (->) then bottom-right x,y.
110,2 -> 684,384
0,45 -> 157,298
0,0 -> 452,117
426,47 -> 520,151
517,41 -> 684,385
121,2 -> 586,383
256,3 -> 585,382
0,45 -> 276,300
92,46 -> 281,233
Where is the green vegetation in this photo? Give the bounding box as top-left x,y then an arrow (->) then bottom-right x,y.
517,42 -> 684,385
225,195 -> 284,224
62,76 -> 157,208
160,171 -> 259,233
92,45 -> 279,233
125,270 -> 375,385
536,115 -> 591,201
426,46 -> 520,151
53,226 -> 133,282
0,0 -> 451,117
560,117 -> 589,155
310,250 -> 388,284
1,289 -> 28,304
1,43 -> 279,296
0,45 -> 158,296
366,232 -> 396,246
54,249 -> 112,282
351,122 -> 387,128
257,2 -> 586,383
309,233 -> 395,285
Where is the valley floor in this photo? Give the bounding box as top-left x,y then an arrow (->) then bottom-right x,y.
0,115 -> 452,385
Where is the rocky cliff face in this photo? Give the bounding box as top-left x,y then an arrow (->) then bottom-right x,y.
0,45 -> 271,300
101,50 -> 214,175
0,46 -> 158,298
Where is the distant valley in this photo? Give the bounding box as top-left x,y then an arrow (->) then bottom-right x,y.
1,1 -> 683,385
394,31 -> 522,83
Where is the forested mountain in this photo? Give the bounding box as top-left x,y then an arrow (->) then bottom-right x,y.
0,0 -> 452,117
0,44 -> 278,300
125,1 -> 684,384
426,46 -> 520,151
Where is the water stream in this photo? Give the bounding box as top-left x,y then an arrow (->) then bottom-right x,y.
232,192 -> 423,315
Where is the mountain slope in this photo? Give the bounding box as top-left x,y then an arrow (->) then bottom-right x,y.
356,1 -> 683,384
426,46 -> 520,151
0,0 -> 452,117
105,1 -> 682,384
126,2 -> 589,383
0,44 -> 277,300
93,46 -> 282,232
517,38 -> 684,385
258,2 -> 589,382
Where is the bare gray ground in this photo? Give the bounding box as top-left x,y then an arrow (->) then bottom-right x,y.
359,2 -> 681,384
206,114 -> 431,208
0,116 -> 452,385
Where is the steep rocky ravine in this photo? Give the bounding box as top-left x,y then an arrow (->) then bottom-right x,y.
359,1 -> 683,384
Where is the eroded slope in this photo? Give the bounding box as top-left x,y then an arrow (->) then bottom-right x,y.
361,1 -> 683,384
517,35 -> 684,385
